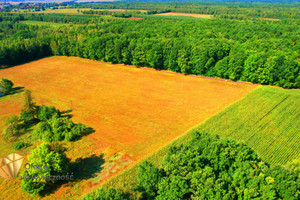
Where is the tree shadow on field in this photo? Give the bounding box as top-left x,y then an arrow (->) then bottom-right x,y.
80,127 -> 95,138
11,86 -> 24,94
0,55 -> 53,70
0,86 -> 24,98
68,127 -> 95,142
70,154 -> 105,181
40,154 -> 105,197
60,109 -> 73,119
61,110 -> 72,115
60,110 -> 96,140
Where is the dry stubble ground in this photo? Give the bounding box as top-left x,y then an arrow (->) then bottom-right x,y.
156,12 -> 214,18
0,56 -> 256,199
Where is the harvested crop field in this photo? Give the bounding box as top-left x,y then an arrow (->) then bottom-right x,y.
128,17 -> 143,20
108,9 -> 148,12
0,56 -> 256,199
156,12 -> 214,18
262,18 -> 281,21
32,8 -> 89,14
0,56 -> 256,160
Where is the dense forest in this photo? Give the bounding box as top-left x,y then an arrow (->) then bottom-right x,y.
72,1 -> 300,20
1,12 -> 299,88
83,132 -> 300,200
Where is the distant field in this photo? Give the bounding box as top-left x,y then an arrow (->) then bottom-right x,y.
156,12 -> 214,19
198,86 -> 300,165
93,86 -> 299,199
108,9 -> 147,12
16,8 -> 85,14
261,18 -> 281,21
0,56 -> 255,199
128,17 -> 143,20
26,8 -> 147,14
19,21 -> 69,26
33,8 -> 86,14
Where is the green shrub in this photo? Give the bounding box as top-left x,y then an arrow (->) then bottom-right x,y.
33,114 -> 87,142
12,141 -> 30,150
0,78 -> 13,95
36,105 -> 61,121
2,115 -> 20,139
65,123 -> 87,141
21,143 -> 70,196
21,170 -> 46,196
20,110 -> 35,124
33,121 -> 53,142
82,188 -> 127,200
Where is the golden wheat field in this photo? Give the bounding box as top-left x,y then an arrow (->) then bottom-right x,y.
0,56 -> 256,199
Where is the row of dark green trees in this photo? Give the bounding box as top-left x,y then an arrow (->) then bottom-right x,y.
81,10 -> 135,18
0,13 -> 299,88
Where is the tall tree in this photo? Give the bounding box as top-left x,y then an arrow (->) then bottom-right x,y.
0,78 -> 14,95
3,115 -> 19,139
23,89 -> 36,118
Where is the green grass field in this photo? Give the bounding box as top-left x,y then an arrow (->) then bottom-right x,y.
198,86 -> 300,165
19,21 -> 74,27
82,86 -> 300,199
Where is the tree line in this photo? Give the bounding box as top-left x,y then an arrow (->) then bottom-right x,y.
2,1 -> 300,20
82,10 -> 136,18
71,1 -> 300,20
0,13 -> 299,88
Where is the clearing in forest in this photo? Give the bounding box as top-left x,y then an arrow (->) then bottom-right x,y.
156,12 -> 214,18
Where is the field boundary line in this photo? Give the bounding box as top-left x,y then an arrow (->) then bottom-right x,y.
253,95 -> 290,125
245,95 -> 290,143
